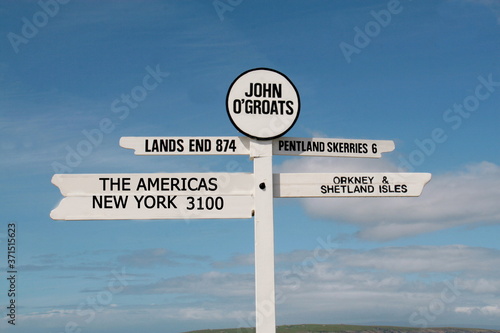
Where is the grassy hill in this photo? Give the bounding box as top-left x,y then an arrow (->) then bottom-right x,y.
184,324 -> 498,333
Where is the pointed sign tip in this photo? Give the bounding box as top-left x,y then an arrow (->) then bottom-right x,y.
50,208 -> 61,221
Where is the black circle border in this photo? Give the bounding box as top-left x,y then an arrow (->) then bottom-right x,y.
225,67 -> 301,141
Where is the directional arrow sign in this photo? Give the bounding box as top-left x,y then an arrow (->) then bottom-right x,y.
273,137 -> 395,158
119,136 -> 395,158
51,173 -> 254,220
120,136 -> 251,155
273,172 -> 431,197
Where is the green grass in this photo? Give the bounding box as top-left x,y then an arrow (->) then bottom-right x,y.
276,324 -> 420,332
185,323 -> 497,333
275,324 -> 498,332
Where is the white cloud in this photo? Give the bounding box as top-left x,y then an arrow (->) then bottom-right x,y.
125,271 -> 254,298
117,248 -> 209,268
273,245 -> 500,328
212,253 -> 254,268
278,158 -> 500,241
336,245 -> 500,274
217,244 -> 500,275
11,304 -> 253,333
12,244 -> 500,331
456,305 -> 500,316
103,244 -> 500,328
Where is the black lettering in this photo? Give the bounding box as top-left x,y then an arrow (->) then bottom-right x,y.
277,100 -> 286,114
180,178 -> 188,191
285,100 -> 294,115
245,83 -> 254,97
278,140 -> 285,151
233,99 -> 242,114
136,178 -> 146,191
254,99 -> 261,114
189,139 -> 211,152
208,177 -> 218,191
262,100 -> 271,114
145,139 -> 183,152
197,178 -> 208,191
170,178 -> 180,191
148,178 -> 159,190
273,84 -> 282,98
93,195 -> 128,208
151,139 -> 159,152
321,185 -> 336,194
379,184 -> 407,193
167,195 -> 177,208
156,195 -> 167,208
254,83 -> 262,97
245,99 -> 253,114
160,139 -> 168,152
262,83 -> 271,97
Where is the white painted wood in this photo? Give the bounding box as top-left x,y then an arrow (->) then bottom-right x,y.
119,136 -> 251,155
52,173 -> 254,196
273,172 -> 432,197
273,137 -> 395,158
251,139 -> 276,333
50,195 -> 254,220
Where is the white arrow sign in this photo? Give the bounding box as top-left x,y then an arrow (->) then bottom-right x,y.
273,137 -> 395,158
273,172 -> 431,197
120,136 -> 395,158
51,173 -> 254,220
119,136 -> 251,155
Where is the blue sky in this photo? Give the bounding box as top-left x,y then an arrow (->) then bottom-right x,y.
1,0 -> 500,332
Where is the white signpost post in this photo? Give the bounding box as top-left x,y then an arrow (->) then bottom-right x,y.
51,68 -> 431,333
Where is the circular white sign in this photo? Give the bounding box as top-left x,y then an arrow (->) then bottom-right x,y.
226,68 -> 300,140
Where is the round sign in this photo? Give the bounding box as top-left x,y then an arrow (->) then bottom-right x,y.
226,68 -> 300,140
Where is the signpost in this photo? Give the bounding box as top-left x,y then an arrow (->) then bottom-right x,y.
51,68 -> 431,333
